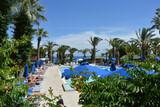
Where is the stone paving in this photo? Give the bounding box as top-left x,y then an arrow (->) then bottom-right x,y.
40,65 -> 81,107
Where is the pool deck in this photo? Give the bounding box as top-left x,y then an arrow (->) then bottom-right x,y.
40,65 -> 81,107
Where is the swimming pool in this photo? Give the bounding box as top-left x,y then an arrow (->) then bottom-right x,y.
60,65 -> 111,89
60,65 -> 111,73
60,65 -> 93,91
60,65 -> 126,91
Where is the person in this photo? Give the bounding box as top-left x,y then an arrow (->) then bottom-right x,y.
57,99 -> 65,107
27,75 -> 42,87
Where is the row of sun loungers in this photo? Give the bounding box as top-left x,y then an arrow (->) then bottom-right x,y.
27,66 -> 46,96
21,65 -> 47,106
16,64 -> 47,106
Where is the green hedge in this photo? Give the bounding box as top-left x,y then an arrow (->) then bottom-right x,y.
79,69 -> 160,107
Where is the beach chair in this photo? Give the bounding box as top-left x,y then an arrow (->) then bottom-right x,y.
27,87 -> 44,106
62,83 -> 75,92
31,74 -> 44,81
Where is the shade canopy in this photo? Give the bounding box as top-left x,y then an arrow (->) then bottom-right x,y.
106,68 -> 130,77
140,56 -> 146,61
23,64 -> 29,78
110,63 -> 116,71
35,60 -> 44,68
147,70 -> 158,75
62,65 -> 109,79
155,56 -> 160,61
123,63 -> 135,68
31,63 -> 36,74
35,61 -> 39,68
62,63 -> 158,80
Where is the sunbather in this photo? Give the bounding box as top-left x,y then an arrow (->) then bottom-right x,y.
27,76 -> 42,87
36,67 -> 45,75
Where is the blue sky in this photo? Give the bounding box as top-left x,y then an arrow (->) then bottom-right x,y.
34,0 -> 160,55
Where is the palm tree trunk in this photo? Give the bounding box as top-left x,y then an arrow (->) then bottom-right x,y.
117,50 -> 120,65
57,53 -> 59,64
83,53 -> 86,58
113,47 -> 115,58
62,53 -> 65,64
92,47 -> 96,63
48,49 -> 51,61
59,52 -> 63,64
141,46 -> 145,58
70,53 -> 73,63
91,49 -> 93,60
50,51 -> 52,63
105,52 -> 108,62
37,37 -> 41,60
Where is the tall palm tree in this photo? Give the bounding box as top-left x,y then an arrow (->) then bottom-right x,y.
114,38 -> 125,65
88,36 -> 102,62
108,38 -> 117,58
12,0 -> 46,63
13,0 -> 47,24
132,28 -> 155,58
13,0 -> 46,39
79,48 -> 90,58
57,45 -> 70,64
36,28 -> 48,60
45,41 -> 57,62
152,8 -> 160,34
69,48 -> 77,62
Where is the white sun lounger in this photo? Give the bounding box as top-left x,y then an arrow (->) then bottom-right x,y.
62,83 -> 75,92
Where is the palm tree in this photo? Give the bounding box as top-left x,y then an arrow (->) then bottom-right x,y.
115,39 -> 125,65
57,45 -> 70,64
39,46 -> 47,58
108,38 -> 117,58
79,48 -> 90,58
88,36 -> 102,62
36,28 -> 48,60
69,48 -> 77,62
12,0 -> 46,63
104,49 -> 109,60
45,41 -> 57,62
132,28 -> 155,58
124,40 -> 140,60
151,37 -> 160,55
14,0 -> 47,24
13,0 -> 47,39
152,8 -> 160,34
108,38 -> 125,65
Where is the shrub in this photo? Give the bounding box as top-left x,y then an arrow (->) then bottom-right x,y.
79,69 -> 160,107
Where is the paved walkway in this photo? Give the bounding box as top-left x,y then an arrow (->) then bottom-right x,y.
40,65 -> 81,107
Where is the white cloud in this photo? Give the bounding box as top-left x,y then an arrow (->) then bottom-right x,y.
55,31 -> 100,49
51,30 -> 136,56
32,27 -> 139,56
32,27 -> 160,57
